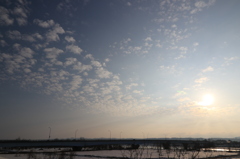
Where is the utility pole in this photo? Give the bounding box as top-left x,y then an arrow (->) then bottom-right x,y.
75,129 -> 78,139
108,130 -> 111,140
48,127 -> 51,140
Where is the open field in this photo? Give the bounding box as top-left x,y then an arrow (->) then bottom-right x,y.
1,146 -> 240,159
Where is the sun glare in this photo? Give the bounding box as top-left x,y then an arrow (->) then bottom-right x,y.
198,94 -> 214,106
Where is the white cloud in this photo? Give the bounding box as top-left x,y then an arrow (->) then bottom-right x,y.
54,61 -> 63,66
155,40 -> 162,48
66,44 -> 83,54
0,6 -> 14,25
85,54 -> 94,60
0,40 -> 8,47
191,0 -> 216,14
133,90 -> 143,94
153,18 -> 164,23
24,68 -> 31,73
1,53 -> 12,60
105,58 -> 110,62
12,1 -> 30,26
179,46 -> 188,54
46,24 -> 65,42
227,57 -> 239,61
123,38 -> 131,44
87,78 -> 99,87
160,65 -> 176,74
16,16 -> 27,26
22,34 -> 36,42
1,46 -> 36,74
1,45 -> 38,74
20,47 -> 34,58
70,75 -> 83,90
195,77 -> 208,83
6,30 -> 21,39
117,37 -> 152,54
193,42 -> 199,46
34,19 -> 55,28
13,43 -> 21,50
57,2 -> 64,10
32,33 -> 43,40
126,83 -> 138,90
5,60 -> 20,74
14,55 -> 25,63
125,46 -> 142,54
202,66 -> 214,73
173,91 -> 187,98
38,68 -> 44,72
6,30 -> 43,42
175,46 -> 188,59
145,37 -> 152,42
65,36 -> 76,43
13,7 -> 27,18
195,1 -> 208,8
83,72 -> 88,76
83,85 -> 94,93
73,62 -> 92,73
91,60 -> 102,68
179,47 -> 188,54
64,57 -> 77,66
223,57 -> 239,66
144,42 -> 152,48
95,67 -> 112,78
44,47 -> 64,59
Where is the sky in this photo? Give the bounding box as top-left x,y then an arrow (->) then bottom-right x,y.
0,0 -> 240,140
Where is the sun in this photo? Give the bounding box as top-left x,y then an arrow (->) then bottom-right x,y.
198,94 -> 214,106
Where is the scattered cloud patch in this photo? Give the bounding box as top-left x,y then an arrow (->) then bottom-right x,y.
133,90 -> 143,94
95,67 -> 112,79
0,40 -> 8,47
73,62 -> 92,73
70,75 -> 83,90
20,47 -> 34,58
65,36 -> 76,43
0,6 -> 14,25
173,91 -> 187,98
145,37 -> 152,42
64,57 -> 77,66
45,23 -> 65,42
194,77 -> 208,83
160,65 -> 176,74
191,0 -> 216,14
126,2 -> 131,6
223,57 -> 239,66
193,42 -> 199,46
34,19 -> 55,28
126,83 -> 138,90
66,44 -> 83,54
6,30 -> 21,39
44,47 -> 64,59
105,58 -> 110,62
6,30 -> 43,42
175,46 -> 188,59
202,66 -> 214,73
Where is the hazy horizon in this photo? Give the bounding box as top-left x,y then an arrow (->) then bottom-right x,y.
1,0 -> 240,140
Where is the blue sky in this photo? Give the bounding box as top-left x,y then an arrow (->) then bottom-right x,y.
1,0 -> 240,139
